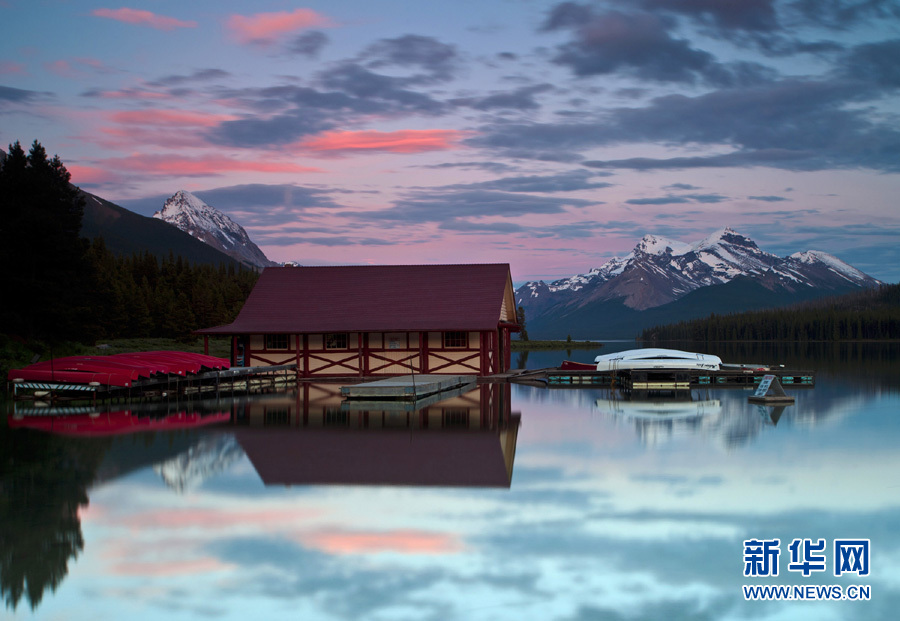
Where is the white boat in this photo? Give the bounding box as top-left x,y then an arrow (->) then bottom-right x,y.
594,348 -> 722,371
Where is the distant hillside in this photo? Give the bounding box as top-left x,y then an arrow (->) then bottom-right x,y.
640,283 -> 900,341
79,190 -> 245,268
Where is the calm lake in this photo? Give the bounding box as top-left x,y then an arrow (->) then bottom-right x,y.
3,342 -> 899,620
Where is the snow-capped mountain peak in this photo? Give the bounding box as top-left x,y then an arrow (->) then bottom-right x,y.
786,250 -> 872,284
635,234 -> 692,257
153,190 -> 276,268
516,227 -> 881,318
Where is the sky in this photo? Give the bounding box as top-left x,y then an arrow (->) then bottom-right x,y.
2,0 -> 899,283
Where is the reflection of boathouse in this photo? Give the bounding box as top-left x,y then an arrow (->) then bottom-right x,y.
233,383 -> 520,488
197,264 -> 520,377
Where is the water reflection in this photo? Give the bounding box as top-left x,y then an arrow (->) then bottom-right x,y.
232,383 -> 520,487
3,342 -> 899,620
1,383 -> 519,612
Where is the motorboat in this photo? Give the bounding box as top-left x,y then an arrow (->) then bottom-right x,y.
594,348 -> 721,371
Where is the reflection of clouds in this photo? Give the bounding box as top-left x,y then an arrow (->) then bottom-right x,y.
300,529 -> 464,555
59,382 -> 900,621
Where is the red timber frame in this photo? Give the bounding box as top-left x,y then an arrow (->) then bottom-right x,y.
237,325 -> 509,377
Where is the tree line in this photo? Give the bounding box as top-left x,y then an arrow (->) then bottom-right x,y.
0,140 -> 258,344
641,284 -> 900,342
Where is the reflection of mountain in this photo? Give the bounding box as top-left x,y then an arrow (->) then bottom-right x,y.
154,434 -> 244,493
234,384 -> 521,488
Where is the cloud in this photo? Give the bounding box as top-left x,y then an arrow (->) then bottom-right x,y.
100,154 -> 324,177
355,189 -> 598,224
298,129 -> 468,155
318,63 -> 446,113
206,71 -> 448,149
792,0 -> 900,29
637,0 -> 780,33
301,529 -> 464,555
194,184 -> 342,212
44,57 -> 116,79
67,164 -> 121,186
440,170 -> 614,193
540,4 -> 776,86
109,109 -> 237,128
226,9 -> 332,46
748,195 -> 790,202
542,6 -> 715,83
479,78 -> 900,172
288,31 -> 329,58
626,193 -> 728,205
839,39 -> 900,88
0,62 -> 26,75
146,68 -> 231,87
0,84 -> 45,104
363,35 -> 459,82
452,84 -> 554,111
91,8 -> 197,31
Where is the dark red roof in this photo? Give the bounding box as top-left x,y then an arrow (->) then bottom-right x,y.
197,264 -> 514,334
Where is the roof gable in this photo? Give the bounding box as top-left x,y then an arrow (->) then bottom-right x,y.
199,264 -> 516,334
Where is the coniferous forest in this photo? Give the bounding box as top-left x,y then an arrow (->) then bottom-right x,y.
641,284 -> 900,342
0,140 -> 258,345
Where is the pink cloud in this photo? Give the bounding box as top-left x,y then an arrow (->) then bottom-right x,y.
302,529 -> 464,555
45,57 -> 116,78
110,109 -> 237,128
96,126 -> 211,150
226,9 -> 331,45
102,154 -> 324,177
299,130 -> 469,155
0,61 -> 26,75
92,88 -> 176,101
67,164 -> 121,185
116,507 -> 322,530
45,59 -> 74,77
92,8 -> 197,31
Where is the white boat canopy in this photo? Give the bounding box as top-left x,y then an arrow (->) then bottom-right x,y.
594,348 -> 722,371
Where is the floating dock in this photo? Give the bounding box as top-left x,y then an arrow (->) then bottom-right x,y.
341,375 -> 476,401
9,360 -> 298,403
510,367 -> 815,390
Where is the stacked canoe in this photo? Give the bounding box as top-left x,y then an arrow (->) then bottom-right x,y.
7,351 -> 230,388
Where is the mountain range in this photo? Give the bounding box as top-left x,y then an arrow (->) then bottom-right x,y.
517,228 -> 882,339
153,190 -> 277,269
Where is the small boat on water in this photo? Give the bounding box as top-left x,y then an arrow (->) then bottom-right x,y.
593,348 -> 722,371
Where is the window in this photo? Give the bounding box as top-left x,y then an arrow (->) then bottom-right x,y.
265,334 -> 289,350
443,331 -> 468,348
325,333 -> 349,350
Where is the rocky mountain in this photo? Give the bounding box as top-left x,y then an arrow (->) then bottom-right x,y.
518,228 -> 882,339
153,190 -> 277,269
80,190 -> 246,268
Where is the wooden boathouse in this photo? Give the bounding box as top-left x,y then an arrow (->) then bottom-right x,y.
196,264 -> 520,378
